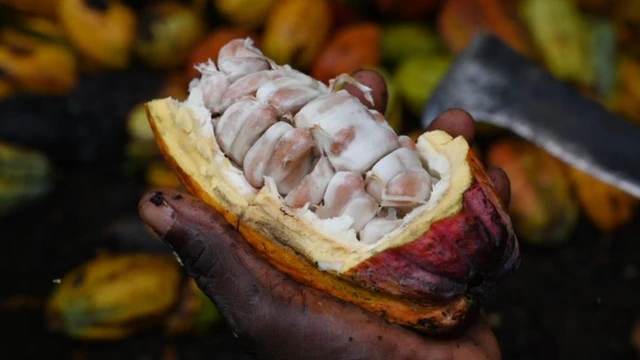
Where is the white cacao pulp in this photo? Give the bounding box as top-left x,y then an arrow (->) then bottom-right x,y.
187,38 -> 438,244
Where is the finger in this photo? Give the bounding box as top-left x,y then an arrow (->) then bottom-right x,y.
487,167 -> 511,207
344,68 -> 388,114
138,191 -> 177,238
138,189 -> 236,277
428,110 -> 510,208
427,108 -> 476,144
138,189 -> 499,360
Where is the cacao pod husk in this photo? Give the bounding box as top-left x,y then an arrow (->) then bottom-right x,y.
393,54 -> 453,116
6,13 -> 67,43
380,23 -> 443,65
144,38 -> 520,334
261,0 -> 333,70
0,141 -> 53,216
126,103 -> 159,164
311,22 -> 381,84
186,28 -> 258,79
0,27 -> 77,95
584,16 -> 618,99
568,166 -> 639,232
59,0 -> 137,69
135,1 -> 205,71
608,55 -> 640,124
487,139 -> 579,246
125,75 -> 190,165
46,253 -> 219,340
214,0 -> 277,30
519,0 -> 594,87
437,0 -> 535,57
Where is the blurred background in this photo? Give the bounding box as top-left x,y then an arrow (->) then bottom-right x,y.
0,0 -> 639,359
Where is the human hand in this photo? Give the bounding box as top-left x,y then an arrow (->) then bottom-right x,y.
139,69 -> 511,360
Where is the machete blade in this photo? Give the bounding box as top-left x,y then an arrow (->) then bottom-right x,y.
422,34 -> 640,199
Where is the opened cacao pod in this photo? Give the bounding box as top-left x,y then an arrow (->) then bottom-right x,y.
144,38 -> 520,334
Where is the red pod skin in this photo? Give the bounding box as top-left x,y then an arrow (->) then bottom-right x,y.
145,67 -> 520,335
347,154 -> 521,302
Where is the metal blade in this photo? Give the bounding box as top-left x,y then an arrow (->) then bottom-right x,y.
422,34 -> 640,199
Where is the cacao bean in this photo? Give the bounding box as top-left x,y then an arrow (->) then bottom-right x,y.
144,36 -> 520,334
217,39 -> 271,82
183,37 -> 441,244
263,127 -> 319,195
256,77 -> 326,116
359,216 -> 402,244
365,147 -> 432,207
316,171 -> 378,232
284,156 -> 335,209
214,98 -> 260,158
296,90 -> 401,173
228,104 -> 278,166
197,69 -> 229,114
220,70 -> 285,112
244,121 -> 293,188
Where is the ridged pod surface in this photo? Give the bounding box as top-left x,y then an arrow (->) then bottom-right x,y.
145,38 -> 520,334
46,254 -> 184,340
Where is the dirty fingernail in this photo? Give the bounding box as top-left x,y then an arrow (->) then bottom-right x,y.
139,191 -> 177,238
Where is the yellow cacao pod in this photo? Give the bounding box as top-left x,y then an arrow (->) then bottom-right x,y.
519,0 -> 594,86
135,1 -> 206,70
0,142 -> 53,216
214,0 -> 277,29
262,0 -> 332,70
0,28 -> 77,95
46,253 -> 184,340
487,139 -> 580,246
569,166 -> 639,232
394,54 -> 453,116
609,56 -> 640,124
59,0 -> 137,69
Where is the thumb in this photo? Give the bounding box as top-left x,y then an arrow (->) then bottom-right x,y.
137,188 -> 259,336
137,189 -> 502,360
137,189 -> 239,280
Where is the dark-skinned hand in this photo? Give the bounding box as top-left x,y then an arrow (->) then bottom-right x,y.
139,69 -> 511,360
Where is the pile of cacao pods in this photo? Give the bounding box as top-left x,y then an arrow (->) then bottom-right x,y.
4,0 -> 637,244
2,1 -> 640,339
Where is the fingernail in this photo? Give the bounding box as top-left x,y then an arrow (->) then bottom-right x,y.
139,191 -> 177,238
